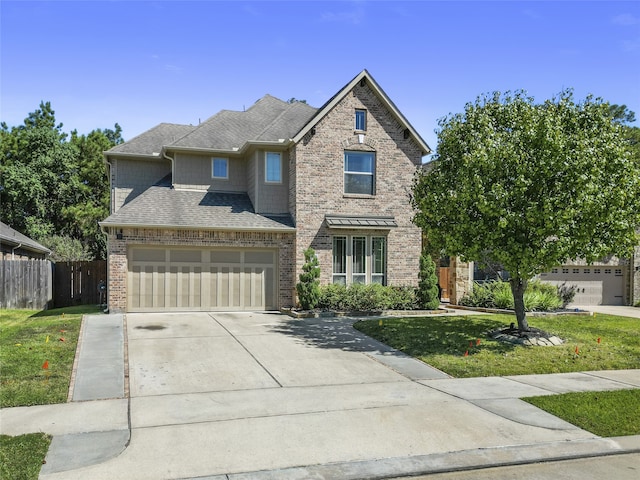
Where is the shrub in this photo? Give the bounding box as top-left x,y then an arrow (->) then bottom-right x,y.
318,283 -> 347,310
524,280 -> 562,311
296,248 -> 321,310
417,251 -> 440,309
317,283 -> 419,312
459,281 -> 496,308
385,285 -> 418,310
557,282 -> 577,308
460,280 -> 562,312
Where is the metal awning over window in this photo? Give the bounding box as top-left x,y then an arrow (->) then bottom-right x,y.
325,214 -> 397,229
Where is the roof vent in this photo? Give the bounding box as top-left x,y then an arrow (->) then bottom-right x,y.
403,128 -> 410,139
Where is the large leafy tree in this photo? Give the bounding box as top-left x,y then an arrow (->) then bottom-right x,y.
0,102 -> 122,259
412,90 -> 640,331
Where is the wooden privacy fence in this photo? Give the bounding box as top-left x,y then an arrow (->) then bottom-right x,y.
0,259 -> 54,310
54,260 -> 107,308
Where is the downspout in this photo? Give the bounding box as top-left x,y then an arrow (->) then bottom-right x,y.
163,149 -> 175,187
11,243 -> 22,260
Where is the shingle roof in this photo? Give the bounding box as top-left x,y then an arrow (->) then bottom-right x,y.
169,95 -> 317,151
0,222 -> 51,254
100,183 -> 295,232
107,123 -> 196,156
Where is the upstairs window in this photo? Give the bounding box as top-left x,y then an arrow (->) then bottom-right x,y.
212,157 -> 228,179
344,151 -> 375,195
355,109 -> 367,131
265,152 -> 282,183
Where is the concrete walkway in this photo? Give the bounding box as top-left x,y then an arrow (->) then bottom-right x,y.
1,311 -> 639,480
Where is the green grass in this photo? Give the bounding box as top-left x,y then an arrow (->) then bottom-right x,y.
0,433 -> 51,480
524,389 -> 640,437
0,305 -> 100,408
354,313 -> 640,377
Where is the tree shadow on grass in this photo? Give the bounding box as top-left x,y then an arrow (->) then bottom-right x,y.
269,316 -> 410,355
269,315 -> 519,358
353,315 -> 520,358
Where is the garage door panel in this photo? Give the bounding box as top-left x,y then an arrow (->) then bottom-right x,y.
539,266 -> 625,306
128,248 -> 276,312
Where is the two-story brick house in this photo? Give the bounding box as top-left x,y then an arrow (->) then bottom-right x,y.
100,70 -> 432,313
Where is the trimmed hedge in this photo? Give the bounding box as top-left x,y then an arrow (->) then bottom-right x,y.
317,284 -> 419,311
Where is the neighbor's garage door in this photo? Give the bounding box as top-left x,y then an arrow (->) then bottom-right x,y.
128,247 -> 277,312
539,266 -> 625,306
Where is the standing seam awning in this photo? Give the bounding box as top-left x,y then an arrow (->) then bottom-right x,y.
324,215 -> 397,229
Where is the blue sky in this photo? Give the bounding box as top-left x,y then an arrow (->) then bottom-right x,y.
2,0 -> 639,157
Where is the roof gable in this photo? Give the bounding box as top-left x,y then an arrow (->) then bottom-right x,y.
292,70 -> 431,156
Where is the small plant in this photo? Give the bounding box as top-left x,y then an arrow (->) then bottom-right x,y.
417,251 -> 440,309
296,247 -> 321,310
557,282 -> 577,308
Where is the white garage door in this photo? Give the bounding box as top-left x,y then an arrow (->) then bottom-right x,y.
128,247 -> 277,312
539,266 -> 625,306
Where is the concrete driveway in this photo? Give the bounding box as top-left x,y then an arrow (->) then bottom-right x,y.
32,311 -> 640,480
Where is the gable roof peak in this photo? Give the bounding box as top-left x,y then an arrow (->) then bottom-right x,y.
293,69 -> 431,156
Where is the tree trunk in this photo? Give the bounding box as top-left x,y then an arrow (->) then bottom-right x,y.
509,277 -> 529,332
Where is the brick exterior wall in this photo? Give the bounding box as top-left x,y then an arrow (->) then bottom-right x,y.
291,82 -> 424,289
105,227 -> 295,313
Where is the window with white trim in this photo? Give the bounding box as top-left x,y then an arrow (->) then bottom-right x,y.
265,152 -> 282,183
212,157 -> 228,179
344,151 -> 375,195
332,235 -> 386,285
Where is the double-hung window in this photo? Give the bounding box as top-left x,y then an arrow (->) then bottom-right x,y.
332,235 -> 386,285
265,152 -> 282,183
344,151 -> 375,195
212,157 -> 228,179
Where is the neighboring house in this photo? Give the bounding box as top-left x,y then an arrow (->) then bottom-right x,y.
100,70 -> 432,313
538,250 -> 640,306
0,222 -> 51,260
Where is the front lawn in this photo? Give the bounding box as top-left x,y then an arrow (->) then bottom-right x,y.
354,313 -> 640,377
0,433 -> 51,480
524,389 -> 640,437
0,306 -> 100,408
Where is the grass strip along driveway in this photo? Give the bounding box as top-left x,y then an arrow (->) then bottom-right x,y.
0,306 -> 100,408
1,306 -> 100,480
355,313 -> 640,437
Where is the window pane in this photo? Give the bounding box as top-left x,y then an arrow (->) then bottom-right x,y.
355,110 -> 366,130
352,237 -> 366,274
372,237 -> 386,274
333,237 -> 346,274
345,152 -> 374,173
212,158 -> 228,178
266,152 -> 281,182
345,173 -> 374,195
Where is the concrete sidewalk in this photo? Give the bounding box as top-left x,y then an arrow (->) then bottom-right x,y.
1,311 -> 639,480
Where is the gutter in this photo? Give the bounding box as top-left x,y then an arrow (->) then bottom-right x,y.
98,221 -> 295,234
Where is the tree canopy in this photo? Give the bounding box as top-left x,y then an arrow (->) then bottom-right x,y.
412,90 -> 640,331
0,102 -> 123,259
